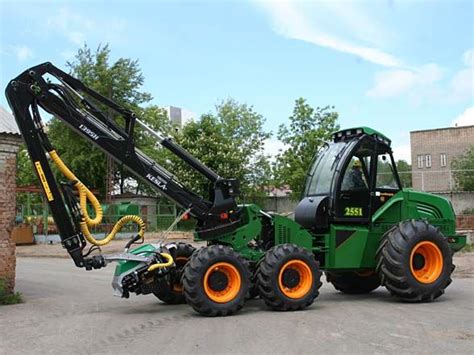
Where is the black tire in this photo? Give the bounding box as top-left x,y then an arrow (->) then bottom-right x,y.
257,244 -> 322,311
182,245 -> 250,316
153,242 -> 195,304
326,271 -> 380,294
376,220 -> 454,302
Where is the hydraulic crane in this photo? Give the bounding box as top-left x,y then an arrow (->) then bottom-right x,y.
7,63 -> 465,317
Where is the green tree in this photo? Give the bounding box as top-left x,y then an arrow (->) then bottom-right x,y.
274,98 -> 339,198
16,146 -> 38,187
396,160 -> 412,188
16,44 -> 155,197
160,99 -> 271,199
451,145 -> 474,191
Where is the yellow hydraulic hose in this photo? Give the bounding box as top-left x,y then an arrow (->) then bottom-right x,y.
49,150 -> 144,245
78,215 -> 145,247
49,150 -> 103,226
49,149 -> 173,269
148,253 -> 174,272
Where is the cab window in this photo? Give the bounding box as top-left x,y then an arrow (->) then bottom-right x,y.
376,153 -> 399,189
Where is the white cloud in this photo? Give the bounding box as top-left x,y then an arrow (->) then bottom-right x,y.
366,64 -> 444,98
43,7 -> 125,47
463,48 -> 474,67
449,68 -> 474,102
452,107 -> 474,127
257,0 -> 402,68
366,70 -> 416,97
367,49 -> 474,104
11,45 -> 33,61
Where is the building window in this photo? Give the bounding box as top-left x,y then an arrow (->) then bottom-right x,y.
425,154 -> 432,168
440,153 -> 447,167
417,155 -> 424,169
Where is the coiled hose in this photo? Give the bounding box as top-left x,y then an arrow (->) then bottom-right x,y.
49,150 -> 172,270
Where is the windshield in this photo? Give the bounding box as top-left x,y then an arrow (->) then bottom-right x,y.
304,142 -> 349,196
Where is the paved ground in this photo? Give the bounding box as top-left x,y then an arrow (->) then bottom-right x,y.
1,256 -> 473,354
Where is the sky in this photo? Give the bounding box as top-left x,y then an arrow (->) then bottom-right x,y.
1,0 -> 473,163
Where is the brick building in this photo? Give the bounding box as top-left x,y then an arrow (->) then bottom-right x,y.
410,125 -> 474,192
0,106 -> 22,293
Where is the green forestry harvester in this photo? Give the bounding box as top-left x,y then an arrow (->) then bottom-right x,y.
6,63 -> 466,316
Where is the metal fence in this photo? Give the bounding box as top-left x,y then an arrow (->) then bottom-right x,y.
16,203 -> 196,236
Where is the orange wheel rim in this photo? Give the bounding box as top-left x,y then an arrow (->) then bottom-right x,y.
410,241 -> 443,284
203,262 -> 241,303
278,260 -> 313,299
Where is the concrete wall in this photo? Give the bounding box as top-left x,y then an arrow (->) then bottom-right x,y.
0,135 -> 21,293
433,191 -> 474,215
261,196 -> 297,214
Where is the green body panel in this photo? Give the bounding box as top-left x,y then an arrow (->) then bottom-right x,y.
191,189 -> 464,270
113,243 -> 158,276
371,189 -> 457,237
194,204 -> 314,262
195,204 -> 264,261
272,214 -> 313,251
323,225 -> 374,270
316,188 -> 463,270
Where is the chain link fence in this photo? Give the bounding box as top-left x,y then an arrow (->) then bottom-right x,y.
407,169 -> 474,193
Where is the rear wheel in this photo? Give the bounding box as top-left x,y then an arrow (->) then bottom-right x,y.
376,220 -> 454,302
153,242 -> 195,304
182,245 -> 250,316
257,244 -> 322,311
326,271 -> 380,294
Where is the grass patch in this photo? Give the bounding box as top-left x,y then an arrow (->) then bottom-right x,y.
460,243 -> 474,253
0,279 -> 22,305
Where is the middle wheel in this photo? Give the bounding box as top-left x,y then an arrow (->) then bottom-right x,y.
257,244 -> 322,311
182,245 -> 250,316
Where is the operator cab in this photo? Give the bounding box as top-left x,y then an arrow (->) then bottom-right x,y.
295,127 -> 402,231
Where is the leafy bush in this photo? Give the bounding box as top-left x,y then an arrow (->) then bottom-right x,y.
0,279 -> 22,305
461,207 -> 474,215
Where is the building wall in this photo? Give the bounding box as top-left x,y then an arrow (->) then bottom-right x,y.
0,135 -> 21,293
410,125 -> 474,191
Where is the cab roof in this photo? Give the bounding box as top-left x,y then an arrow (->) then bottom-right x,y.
333,126 -> 391,146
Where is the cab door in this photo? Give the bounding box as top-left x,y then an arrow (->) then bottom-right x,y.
334,138 -> 376,223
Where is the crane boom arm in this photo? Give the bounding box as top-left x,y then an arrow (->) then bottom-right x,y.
5,62 -> 241,268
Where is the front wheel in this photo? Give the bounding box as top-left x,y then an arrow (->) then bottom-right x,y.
257,244 -> 322,311
376,220 -> 454,302
182,245 -> 250,316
